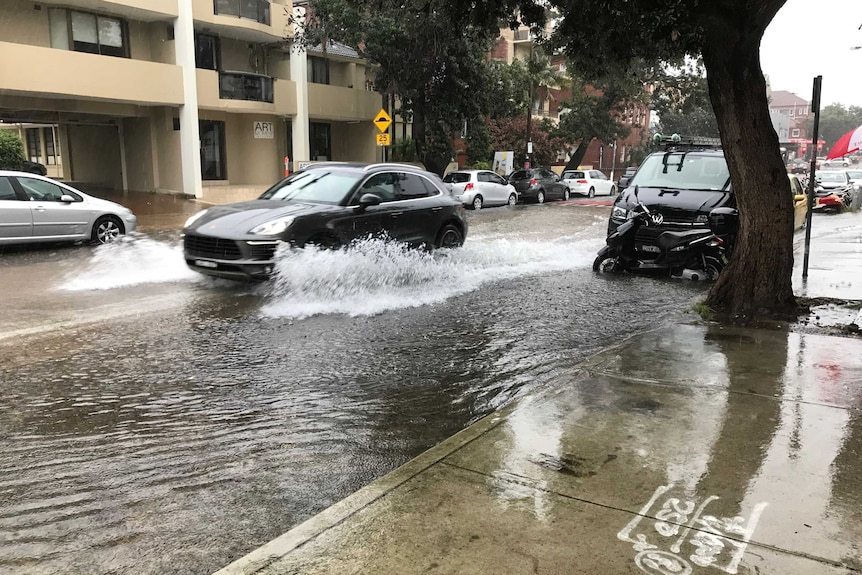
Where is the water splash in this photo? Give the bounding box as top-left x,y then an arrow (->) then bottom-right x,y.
262,236 -> 601,318
59,236 -> 200,291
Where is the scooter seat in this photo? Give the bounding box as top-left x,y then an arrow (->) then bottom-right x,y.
656,229 -> 713,251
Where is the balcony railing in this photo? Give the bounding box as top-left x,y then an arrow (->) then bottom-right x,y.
213,0 -> 270,25
219,71 -> 273,103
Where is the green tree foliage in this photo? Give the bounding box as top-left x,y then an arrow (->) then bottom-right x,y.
652,61 -> 719,138
484,59 -> 531,119
302,0 -> 530,175
819,104 -> 862,150
547,0 -> 796,318
0,131 -> 25,170
487,115 -> 564,167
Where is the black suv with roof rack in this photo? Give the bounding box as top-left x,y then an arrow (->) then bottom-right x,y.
607,136 -> 735,255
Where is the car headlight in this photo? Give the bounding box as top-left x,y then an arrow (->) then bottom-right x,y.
184,210 -> 208,228
612,206 -> 629,220
250,216 -> 295,236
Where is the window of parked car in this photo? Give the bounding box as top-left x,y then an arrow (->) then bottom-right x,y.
563,171 -> 585,179
443,172 -> 471,184
630,153 -> 731,191
0,178 -> 18,201
509,170 -> 530,181
818,172 -> 848,183
15,178 -> 73,201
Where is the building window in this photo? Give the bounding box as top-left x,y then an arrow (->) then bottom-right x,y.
791,128 -> 800,138
308,56 -> 330,85
309,122 -> 331,161
199,120 -> 227,180
44,128 -> 57,165
789,108 -> 794,117
49,8 -> 129,58
213,0 -> 271,25
26,129 -> 41,163
195,33 -> 220,70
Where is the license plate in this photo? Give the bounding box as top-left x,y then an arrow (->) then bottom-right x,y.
195,259 -> 218,269
639,245 -> 661,253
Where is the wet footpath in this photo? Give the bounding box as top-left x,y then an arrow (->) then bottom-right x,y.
216,321 -> 862,575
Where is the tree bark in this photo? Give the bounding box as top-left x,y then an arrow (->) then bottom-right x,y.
563,139 -> 590,171
702,14 -> 797,319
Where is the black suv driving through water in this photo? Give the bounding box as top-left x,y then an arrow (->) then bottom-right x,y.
182,163 -> 468,280
608,140 -> 734,257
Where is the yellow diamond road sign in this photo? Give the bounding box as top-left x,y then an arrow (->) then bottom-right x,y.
376,133 -> 391,146
373,108 -> 392,133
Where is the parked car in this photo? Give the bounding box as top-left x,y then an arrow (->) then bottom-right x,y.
20,160 -> 48,176
508,168 -> 569,203
617,166 -> 638,189
0,171 -> 136,246
607,146 -> 735,257
561,169 -> 617,197
816,170 -> 852,191
822,157 -> 851,168
182,163 -> 468,280
442,170 -> 518,210
787,158 -> 808,174
788,174 -> 808,230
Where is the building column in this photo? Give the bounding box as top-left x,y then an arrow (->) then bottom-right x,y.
290,6 -> 310,167
175,0 -> 203,198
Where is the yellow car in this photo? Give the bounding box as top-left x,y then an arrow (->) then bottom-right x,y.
789,175 -> 809,230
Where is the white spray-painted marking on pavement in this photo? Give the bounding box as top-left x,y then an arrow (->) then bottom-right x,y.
618,485 -> 767,575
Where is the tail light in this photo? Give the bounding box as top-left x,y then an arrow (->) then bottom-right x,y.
529,178 -> 538,187
576,179 -> 588,184
465,182 -> 474,191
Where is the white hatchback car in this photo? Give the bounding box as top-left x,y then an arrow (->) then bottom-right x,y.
561,169 -> 617,197
0,171 -> 137,245
442,169 -> 518,210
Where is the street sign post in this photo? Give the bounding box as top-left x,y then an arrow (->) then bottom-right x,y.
802,75 -> 822,280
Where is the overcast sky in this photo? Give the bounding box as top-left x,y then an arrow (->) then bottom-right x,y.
761,0 -> 862,107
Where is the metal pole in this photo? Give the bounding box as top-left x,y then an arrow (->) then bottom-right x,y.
525,43 -> 533,169
802,75 -> 822,279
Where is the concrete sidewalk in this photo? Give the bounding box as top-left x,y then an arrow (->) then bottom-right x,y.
215,322 -> 862,575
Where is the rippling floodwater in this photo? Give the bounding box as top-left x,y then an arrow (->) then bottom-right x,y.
0,206 -> 705,574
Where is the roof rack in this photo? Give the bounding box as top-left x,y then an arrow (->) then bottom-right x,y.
653,133 -> 723,151
362,162 -> 427,172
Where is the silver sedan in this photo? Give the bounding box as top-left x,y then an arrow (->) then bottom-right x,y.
0,171 -> 136,245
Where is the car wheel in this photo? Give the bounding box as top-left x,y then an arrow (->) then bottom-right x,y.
91,216 -> 124,244
435,224 -> 464,249
588,187 -> 595,198
471,195 -> 483,210
563,187 -> 571,201
610,186 -> 617,196
306,234 -> 341,249
536,190 -> 545,204
507,193 -> 517,206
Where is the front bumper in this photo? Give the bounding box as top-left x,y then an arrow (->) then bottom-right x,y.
123,214 -> 138,234
184,234 -> 280,279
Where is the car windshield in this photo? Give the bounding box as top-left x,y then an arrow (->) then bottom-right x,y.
818,172 -> 846,183
259,170 -> 360,204
563,171 -> 585,179
630,153 -> 730,191
443,172 -> 471,184
846,170 -> 862,179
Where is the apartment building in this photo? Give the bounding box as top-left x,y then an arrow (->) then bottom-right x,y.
491,26 -> 651,175
0,0 -> 383,198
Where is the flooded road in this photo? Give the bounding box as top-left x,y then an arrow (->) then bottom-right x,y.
0,196 -> 745,574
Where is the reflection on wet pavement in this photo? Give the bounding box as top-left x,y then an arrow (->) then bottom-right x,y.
0,205 -> 710,574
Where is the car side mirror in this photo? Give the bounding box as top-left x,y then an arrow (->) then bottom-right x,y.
60,195 -> 75,203
357,193 -> 381,209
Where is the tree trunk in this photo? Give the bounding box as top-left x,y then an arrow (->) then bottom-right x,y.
564,139 -> 590,171
702,16 -> 797,319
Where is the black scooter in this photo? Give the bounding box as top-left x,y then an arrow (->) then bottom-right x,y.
593,188 -> 735,281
